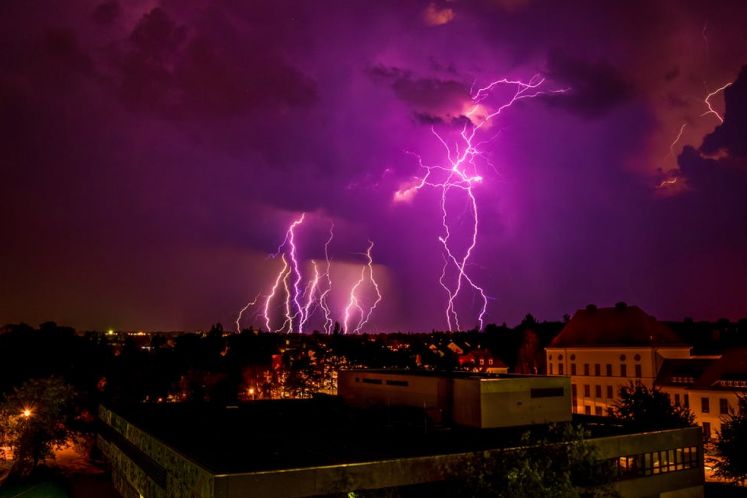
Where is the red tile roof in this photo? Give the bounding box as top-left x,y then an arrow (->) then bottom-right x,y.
549,304 -> 681,347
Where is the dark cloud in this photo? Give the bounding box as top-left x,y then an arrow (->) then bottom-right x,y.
702,66 -> 747,158
116,7 -> 317,119
369,65 -> 471,124
92,1 -> 121,25
544,51 -> 634,118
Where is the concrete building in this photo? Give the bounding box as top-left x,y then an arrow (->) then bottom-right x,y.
656,348 -> 747,439
545,304 -> 747,439
98,370 -> 705,498
338,369 -> 570,428
545,304 -> 691,416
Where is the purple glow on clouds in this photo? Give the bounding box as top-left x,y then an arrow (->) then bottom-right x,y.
2,0 -> 747,331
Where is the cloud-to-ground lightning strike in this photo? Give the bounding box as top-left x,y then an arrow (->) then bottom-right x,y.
235,293 -> 261,332
239,215 -> 380,334
403,75 -> 566,331
319,225 -> 335,334
343,241 -> 382,334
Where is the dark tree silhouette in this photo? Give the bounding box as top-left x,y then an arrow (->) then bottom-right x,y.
608,383 -> 695,432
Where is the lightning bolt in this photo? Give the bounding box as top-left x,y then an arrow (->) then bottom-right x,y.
261,254 -> 290,332
403,75 -> 566,331
343,241 -> 382,334
702,81 -> 732,123
319,224 -> 335,334
235,293 -> 260,333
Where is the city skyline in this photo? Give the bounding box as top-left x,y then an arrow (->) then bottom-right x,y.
3,1 -> 747,332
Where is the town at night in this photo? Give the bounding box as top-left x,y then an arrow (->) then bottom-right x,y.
2,1 -> 747,497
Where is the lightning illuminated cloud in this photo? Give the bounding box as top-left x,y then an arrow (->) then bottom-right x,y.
398,75 -> 566,331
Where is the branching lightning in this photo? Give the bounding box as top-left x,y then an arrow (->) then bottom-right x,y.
343,241 -> 382,334
402,75 -> 566,331
238,215 -> 379,334
702,81 -> 732,123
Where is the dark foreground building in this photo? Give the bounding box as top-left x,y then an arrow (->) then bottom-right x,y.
98,371 -> 704,498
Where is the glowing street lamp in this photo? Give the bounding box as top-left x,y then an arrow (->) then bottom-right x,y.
21,408 -> 32,418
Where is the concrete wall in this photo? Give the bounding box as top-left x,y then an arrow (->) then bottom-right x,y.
215,427 -> 703,498
337,370 -> 451,423
479,376 -> 572,428
99,406 -> 215,498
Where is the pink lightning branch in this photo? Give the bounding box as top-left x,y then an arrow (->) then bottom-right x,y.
400,75 -> 567,331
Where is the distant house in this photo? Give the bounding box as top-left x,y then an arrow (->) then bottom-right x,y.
458,348 -> 508,374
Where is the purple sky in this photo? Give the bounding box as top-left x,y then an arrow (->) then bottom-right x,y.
2,0 -> 747,332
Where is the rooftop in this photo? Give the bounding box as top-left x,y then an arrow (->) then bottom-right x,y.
549,304 -> 683,348
102,397 -> 629,475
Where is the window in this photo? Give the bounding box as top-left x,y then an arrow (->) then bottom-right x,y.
674,393 -> 680,406
595,385 -> 602,398
595,406 -> 603,416
558,363 -> 564,375
634,364 -> 642,378
584,364 -> 590,376
549,363 -> 554,375
703,422 -> 711,441
720,398 -> 729,415
684,394 -> 689,408
620,364 -> 627,377
385,379 -> 409,387
607,385 -> 613,399
570,354 -> 576,360
613,446 -> 699,480
479,359 -> 484,365
606,364 -> 612,376
634,353 -> 641,361
584,384 -> 590,397
619,354 -> 626,361
530,387 -> 564,398
572,384 -> 578,400
701,397 -> 710,414
488,359 -> 493,365
595,364 -> 601,376
362,378 -> 382,385
584,405 -> 591,415
571,363 -> 577,375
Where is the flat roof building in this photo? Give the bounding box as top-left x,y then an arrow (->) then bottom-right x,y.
98,369 -> 705,498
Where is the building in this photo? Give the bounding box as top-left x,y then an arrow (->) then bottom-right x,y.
98,370 -> 705,498
338,369 -> 569,428
657,348 -> 747,439
545,303 -> 691,416
545,303 -> 747,439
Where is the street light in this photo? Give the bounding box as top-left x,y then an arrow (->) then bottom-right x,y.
21,408 -> 32,418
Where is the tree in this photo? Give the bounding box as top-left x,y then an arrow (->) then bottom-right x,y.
460,424 -> 618,497
0,377 -> 78,477
608,383 -> 694,432
714,396 -> 747,484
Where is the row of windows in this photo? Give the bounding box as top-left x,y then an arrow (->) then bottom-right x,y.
549,353 -> 641,362
572,383 -> 614,400
612,447 -> 699,479
671,393 -> 731,415
548,362 -> 642,378
355,377 -> 411,387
